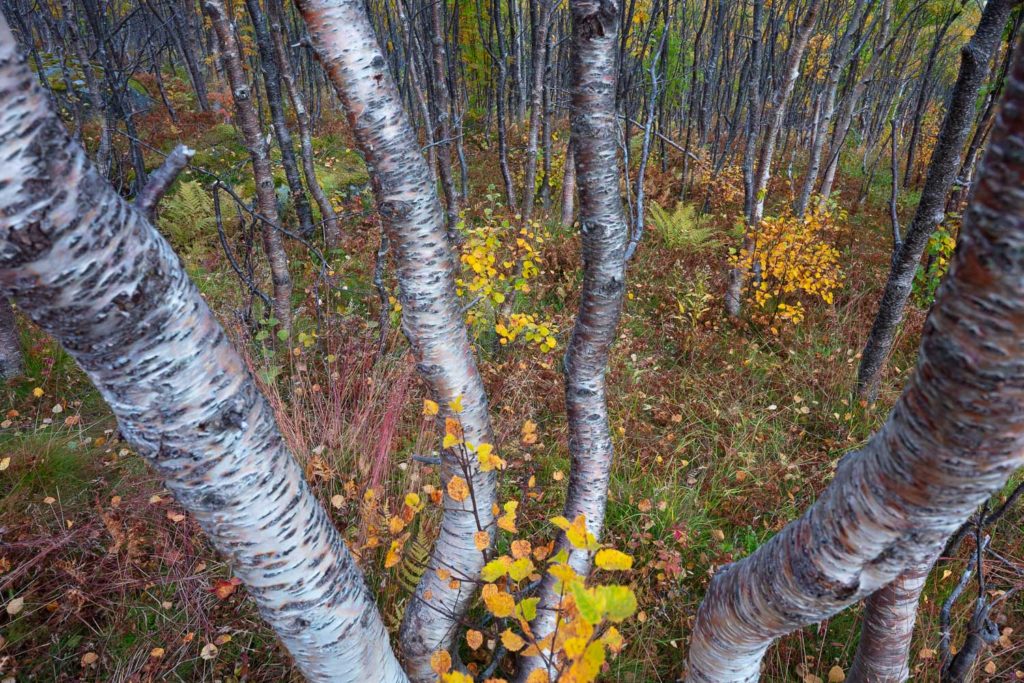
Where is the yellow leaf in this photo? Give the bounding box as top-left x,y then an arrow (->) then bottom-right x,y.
483,590 -> 515,618
521,420 -> 538,445
0,457 -> 9,471
442,673 -> 474,683
466,629 -> 484,650
482,557 -> 511,582
384,540 -> 402,569
32,387 -> 43,398
443,433 -> 461,449
430,650 -> 452,675
501,628 -> 526,652
150,647 -> 165,658
423,399 -> 439,416
449,395 -> 464,413
594,548 -> 634,571
508,558 -> 535,582
526,671 -> 550,683
828,665 -> 846,682
447,476 -> 470,502
80,651 -> 98,666
511,539 -> 532,559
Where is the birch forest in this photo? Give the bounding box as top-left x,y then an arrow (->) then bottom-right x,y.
2,0 -> 1024,680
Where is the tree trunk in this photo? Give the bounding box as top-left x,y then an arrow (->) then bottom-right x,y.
687,37 -> 1024,681
0,298 -> 22,380
856,0 -> 1020,401
724,0 -> 821,318
296,1 -> 499,679
205,0 -> 293,333
521,0 -> 552,221
266,0 -> 342,249
846,559 -> 935,683
516,0 -> 629,676
0,20 -> 405,681
428,0 -> 460,239
245,0 -> 316,238
560,138 -> 576,227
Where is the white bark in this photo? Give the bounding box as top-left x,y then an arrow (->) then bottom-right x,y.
0,21 -> 406,683
295,1 -> 498,678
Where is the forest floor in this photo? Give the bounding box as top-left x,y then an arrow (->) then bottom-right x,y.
1,95 -> 1024,682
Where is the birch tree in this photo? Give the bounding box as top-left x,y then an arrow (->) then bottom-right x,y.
0,298 -> 22,380
516,0 -> 629,675
204,0 -> 294,332
687,36 -> 1024,681
294,0 -> 499,678
856,0 -> 1021,399
0,17 -> 404,682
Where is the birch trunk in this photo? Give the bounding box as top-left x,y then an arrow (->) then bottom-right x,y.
560,139 -> 577,228
687,38 -> 1024,682
0,19 -> 405,682
724,0 -> 821,318
856,0 -> 1019,401
516,0 -> 629,676
846,559 -> 935,683
0,297 -> 22,380
204,0 -> 293,332
295,1 -> 498,679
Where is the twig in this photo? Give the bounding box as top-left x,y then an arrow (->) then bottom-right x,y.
134,144 -> 193,220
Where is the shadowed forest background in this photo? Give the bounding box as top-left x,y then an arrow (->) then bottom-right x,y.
1,0 -> 1023,680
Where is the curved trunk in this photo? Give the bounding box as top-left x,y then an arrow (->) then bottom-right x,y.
516,0 -> 629,676
204,0 -> 293,332
296,1 -> 498,679
0,20 -> 405,681
687,38 -> 1024,682
856,0 -> 1020,401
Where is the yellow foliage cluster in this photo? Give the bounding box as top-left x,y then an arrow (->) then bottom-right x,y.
430,512 -> 635,683
732,202 -> 844,327
458,218 -> 558,352
496,313 -> 558,352
696,163 -> 743,211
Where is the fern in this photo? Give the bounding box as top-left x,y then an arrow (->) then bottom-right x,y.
648,201 -> 718,252
158,180 -> 217,257
388,521 -> 431,627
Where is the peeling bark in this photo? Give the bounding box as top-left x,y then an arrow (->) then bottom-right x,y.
0,20 -> 405,682
516,0 -> 629,677
687,37 -> 1024,682
295,1 -> 498,678
847,558 -> 935,683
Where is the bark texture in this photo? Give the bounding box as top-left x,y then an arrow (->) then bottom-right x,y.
856,0 -> 1020,400
847,559 -> 934,683
687,39 -> 1024,682
516,0 -> 629,676
0,297 -> 22,380
0,20 -> 405,682
295,1 -> 498,678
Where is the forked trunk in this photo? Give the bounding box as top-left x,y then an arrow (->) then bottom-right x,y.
296,1 -> 498,679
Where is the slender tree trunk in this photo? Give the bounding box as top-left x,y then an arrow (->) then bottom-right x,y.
560,138 -> 576,227
296,2 -> 498,679
847,559 -> 935,683
205,0 -> 293,332
62,0 -> 111,176
0,21 -> 405,681
267,0 -> 342,249
687,38 -> 1024,682
516,0 -> 629,676
724,0 -> 821,318
245,0 -> 316,238
428,0 -> 460,239
521,0 -> 552,221
0,297 -> 22,380
856,0 -> 1020,400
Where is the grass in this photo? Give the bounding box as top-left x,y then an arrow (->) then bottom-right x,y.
2,82 -> 1022,682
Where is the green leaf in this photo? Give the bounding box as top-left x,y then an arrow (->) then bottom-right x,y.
570,581 -> 603,626
597,585 -> 637,623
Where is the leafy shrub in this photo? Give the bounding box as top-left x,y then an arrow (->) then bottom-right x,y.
913,224 -> 957,307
